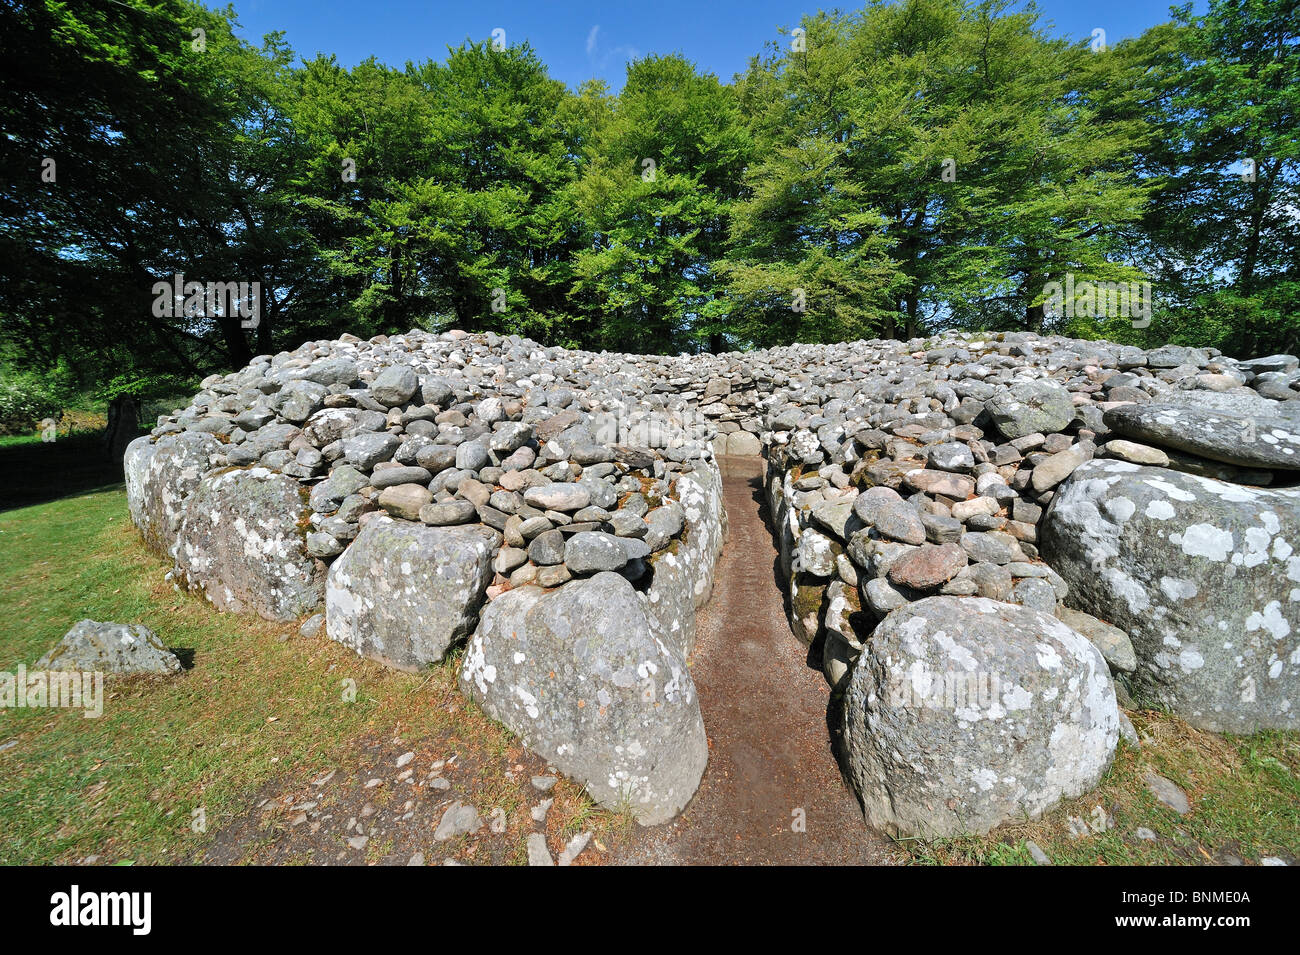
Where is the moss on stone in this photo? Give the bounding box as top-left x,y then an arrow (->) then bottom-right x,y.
792,580 -> 826,621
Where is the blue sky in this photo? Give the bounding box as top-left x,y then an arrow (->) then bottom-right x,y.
230,0 -> 1205,90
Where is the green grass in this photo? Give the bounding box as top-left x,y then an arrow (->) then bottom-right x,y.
0,484 -> 618,865
0,431 -> 124,512
903,710 -> 1300,866
0,430 -> 103,449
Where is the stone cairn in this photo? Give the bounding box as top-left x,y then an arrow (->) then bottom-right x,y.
126,329 -> 1300,835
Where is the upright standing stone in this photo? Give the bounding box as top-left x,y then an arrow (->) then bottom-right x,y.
460,573 -> 707,824
326,517 -> 495,670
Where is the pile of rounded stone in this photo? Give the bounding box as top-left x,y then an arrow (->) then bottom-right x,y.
755,335 -> 1122,684
747,336 -> 1299,695
124,325 -> 1300,836
151,329 -> 714,591
746,333 -> 1300,835
126,328 -> 728,825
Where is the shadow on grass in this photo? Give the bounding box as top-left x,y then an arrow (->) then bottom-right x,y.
0,431 -> 134,512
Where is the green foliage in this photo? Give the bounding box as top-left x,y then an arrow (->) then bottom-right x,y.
0,359 -> 81,434
0,0 -> 1295,372
1133,0 -> 1299,335
721,12 -> 907,347
569,55 -> 752,352
95,372 -> 198,404
0,374 -> 63,435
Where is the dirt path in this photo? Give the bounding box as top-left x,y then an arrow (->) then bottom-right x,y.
615,456 -> 897,865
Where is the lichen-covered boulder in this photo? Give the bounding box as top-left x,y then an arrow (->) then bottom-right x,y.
124,431 -> 220,556
841,596 -> 1118,838
985,379 -> 1075,439
460,572 -> 707,825
173,467 -> 325,620
36,620 -> 182,675
1104,403 -> 1300,471
325,517 -> 495,671
1041,459 -> 1300,731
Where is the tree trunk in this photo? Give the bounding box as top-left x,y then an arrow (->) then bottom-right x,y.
1238,159 -> 1278,296
217,314 -> 253,369
1024,268 -> 1045,332
388,244 -> 404,332
256,283 -> 273,355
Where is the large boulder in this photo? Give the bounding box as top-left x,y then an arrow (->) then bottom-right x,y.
369,365 -> 419,407
173,467 -> 325,620
1041,459 -> 1300,731
289,355 -> 359,387
124,432 -> 220,556
460,572 -> 707,825
1160,387 -> 1300,421
840,596 -> 1118,838
325,517 -> 495,671
301,408 -> 386,446
985,380 -> 1075,439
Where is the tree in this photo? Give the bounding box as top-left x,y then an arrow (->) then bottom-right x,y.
1,0 -> 1291,379
0,0 -> 303,378
722,14 -> 906,346
721,0 -> 1156,343
1132,0 -> 1299,355
571,55 -> 751,353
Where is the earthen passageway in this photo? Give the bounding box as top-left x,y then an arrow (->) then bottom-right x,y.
616,456 -> 896,865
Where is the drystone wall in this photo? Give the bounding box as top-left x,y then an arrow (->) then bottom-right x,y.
125,328 -> 1300,834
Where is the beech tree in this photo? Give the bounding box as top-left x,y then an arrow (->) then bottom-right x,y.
0,0 -> 1292,384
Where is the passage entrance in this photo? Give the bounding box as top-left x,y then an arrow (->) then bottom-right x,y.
615,456 -> 896,865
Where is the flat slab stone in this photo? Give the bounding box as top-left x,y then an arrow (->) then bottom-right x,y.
1104,403 -> 1300,471
1057,607 -> 1137,674
1164,388 -> 1300,421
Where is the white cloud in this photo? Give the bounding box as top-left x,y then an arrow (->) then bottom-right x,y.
584,24 -> 639,80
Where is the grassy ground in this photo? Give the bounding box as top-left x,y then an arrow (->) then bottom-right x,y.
0,459 -> 625,865
0,431 -> 124,512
